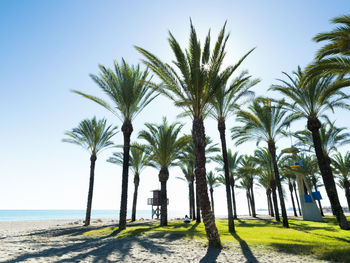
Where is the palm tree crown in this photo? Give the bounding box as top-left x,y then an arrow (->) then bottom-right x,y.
63,117 -> 117,156
139,117 -> 189,170
73,59 -> 156,122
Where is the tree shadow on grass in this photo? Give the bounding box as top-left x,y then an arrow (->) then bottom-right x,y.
231,232 -> 258,263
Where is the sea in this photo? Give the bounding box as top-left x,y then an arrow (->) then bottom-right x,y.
0,210 -> 188,221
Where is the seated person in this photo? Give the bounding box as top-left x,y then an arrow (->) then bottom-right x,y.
184,215 -> 191,223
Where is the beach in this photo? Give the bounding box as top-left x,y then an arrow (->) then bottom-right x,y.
0,218 -> 328,263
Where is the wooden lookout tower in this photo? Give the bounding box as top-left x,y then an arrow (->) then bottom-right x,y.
147,189 -> 168,219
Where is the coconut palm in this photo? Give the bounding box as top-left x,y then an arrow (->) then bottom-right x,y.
306,15 -> 350,78
209,71 -> 258,230
136,21 -> 255,246
271,69 -> 350,229
206,171 -> 220,215
107,143 -> 149,221
215,150 -> 241,219
332,152 -> 350,211
63,117 -> 118,226
72,60 -> 156,230
232,97 -> 290,227
139,117 -> 189,226
237,155 -> 258,217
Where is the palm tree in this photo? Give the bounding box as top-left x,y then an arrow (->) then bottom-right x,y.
332,152 -> 350,211
271,69 -> 350,229
139,117 -> 189,226
294,121 -> 350,157
306,15 -> 350,78
107,143 -> 149,222
72,60 -> 156,230
177,161 -> 196,219
180,137 -> 220,222
63,117 -> 118,226
209,71 -> 258,230
206,171 -> 220,215
215,150 -> 241,219
280,163 -> 298,217
254,147 -> 279,219
237,155 -> 258,217
257,171 -> 274,217
232,97 -> 290,227
236,175 -> 253,216
136,21 -> 254,246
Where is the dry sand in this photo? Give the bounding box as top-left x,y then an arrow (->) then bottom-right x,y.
0,219 -> 328,263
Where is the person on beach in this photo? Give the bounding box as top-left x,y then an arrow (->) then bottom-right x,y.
184,215 -> 190,223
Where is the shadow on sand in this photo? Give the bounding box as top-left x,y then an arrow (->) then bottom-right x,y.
231,232 -> 258,263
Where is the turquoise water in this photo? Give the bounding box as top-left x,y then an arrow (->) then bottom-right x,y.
0,210 -> 187,221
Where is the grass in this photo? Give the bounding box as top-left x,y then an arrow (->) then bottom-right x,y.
84,216 -> 350,262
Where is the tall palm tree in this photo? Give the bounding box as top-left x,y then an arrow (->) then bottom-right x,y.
236,175 -> 253,216
209,71 -> 258,231
177,162 -> 196,219
306,15 -> 350,78
206,171 -> 220,215
73,60 -> 156,230
63,117 -> 118,226
271,69 -> 350,229
107,143 -> 149,222
232,97 -> 290,227
139,117 -> 189,226
136,21 -> 254,246
237,155 -> 258,217
333,152 -> 350,211
294,121 -> 350,156
254,147 -> 280,219
215,150 -> 241,219
180,137 -> 220,222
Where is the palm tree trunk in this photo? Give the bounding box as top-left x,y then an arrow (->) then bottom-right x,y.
196,184 -> 201,223
131,173 -> 139,222
314,184 -> 324,216
190,179 -> 195,219
289,182 -> 297,217
266,191 -> 271,215
159,168 -> 169,226
268,189 -> 274,217
250,184 -> 256,217
344,180 -> 350,212
210,188 -> 215,216
188,184 -> 192,218
231,184 -> 237,219
268,141 -> 289,228
218,120 -> 235,231
247,191 -> 251,216
293,182 -> 302,216
119,120 -> 133,230
85,154 -> 97,226
307,118 -> 349,230
193,117 -> 221,248
272,185 -> 280,221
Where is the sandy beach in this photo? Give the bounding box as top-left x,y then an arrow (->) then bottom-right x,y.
0,218 -> 329,263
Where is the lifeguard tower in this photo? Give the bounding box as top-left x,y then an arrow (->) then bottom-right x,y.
287,147 -> 323,222
147,189 -> 169,219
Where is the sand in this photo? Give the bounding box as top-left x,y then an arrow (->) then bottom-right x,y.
0,218 -> 328,263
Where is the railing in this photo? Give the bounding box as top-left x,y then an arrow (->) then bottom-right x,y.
147,198 -> 169,205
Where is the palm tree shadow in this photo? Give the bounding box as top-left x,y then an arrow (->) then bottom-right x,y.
231,232 -> 258,263
199,248 -> 221,263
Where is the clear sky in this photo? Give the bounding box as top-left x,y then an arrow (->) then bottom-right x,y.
1,0 -> 350,216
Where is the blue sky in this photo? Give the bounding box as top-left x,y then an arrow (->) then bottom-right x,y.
1,0 -> 350,215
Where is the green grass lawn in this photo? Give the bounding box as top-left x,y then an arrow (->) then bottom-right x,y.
85,216 -> 350,262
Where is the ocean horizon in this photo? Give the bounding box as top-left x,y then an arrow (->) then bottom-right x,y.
0,209 -> 189,221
